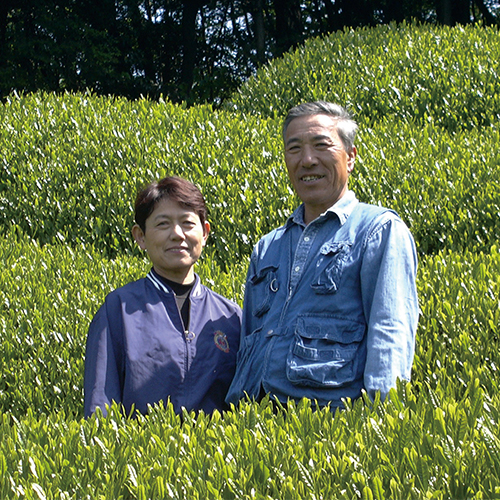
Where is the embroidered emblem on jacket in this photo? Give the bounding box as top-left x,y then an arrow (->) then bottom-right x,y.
214,331 -> 230,353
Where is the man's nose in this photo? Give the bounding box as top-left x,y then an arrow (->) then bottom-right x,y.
300,145 -> 317,168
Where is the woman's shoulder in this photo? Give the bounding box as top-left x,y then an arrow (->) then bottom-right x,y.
103,276 -> 151,304
195,281 -> 241,314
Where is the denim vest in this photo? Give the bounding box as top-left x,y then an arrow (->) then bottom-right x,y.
226,191 -> 419,409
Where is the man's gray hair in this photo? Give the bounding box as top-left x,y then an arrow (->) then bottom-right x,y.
282,101 -> 358,153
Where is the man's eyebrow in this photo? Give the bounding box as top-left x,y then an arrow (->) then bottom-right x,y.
285,137 -> 300,146
286,134 -> 331,146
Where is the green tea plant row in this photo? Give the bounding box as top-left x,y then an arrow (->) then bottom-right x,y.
1,92 -> 499,264
1,383 -> 499,499
0,232 -> 498,419
226,23 -> 500,133
0,231 -> 247,418
0,92 -> 289,270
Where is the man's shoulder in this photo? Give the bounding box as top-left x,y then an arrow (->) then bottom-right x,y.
337,201 -> 411,245
352,202 -> 402,225
252,223 -> 289,257
356,201 -> 396,216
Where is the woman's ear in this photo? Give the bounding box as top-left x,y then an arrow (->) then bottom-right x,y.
202,221 -> 211,247
132,224 -> 147,251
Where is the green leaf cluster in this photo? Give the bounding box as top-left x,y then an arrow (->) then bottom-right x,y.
2,386 -> 500,498
226,23 -> 500,132
1,88 -> 499,261
0,92 -> 291,269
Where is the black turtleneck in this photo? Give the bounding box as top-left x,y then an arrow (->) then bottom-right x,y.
152,270 -> 195,330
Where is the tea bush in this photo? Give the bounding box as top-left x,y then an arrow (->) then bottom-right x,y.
1,92 -> 499,262
226,23 -> 500,132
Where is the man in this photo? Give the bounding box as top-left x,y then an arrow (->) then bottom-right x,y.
226,101 -> 419,410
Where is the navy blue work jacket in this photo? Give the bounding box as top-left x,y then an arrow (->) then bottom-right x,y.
84,270 -> 241,416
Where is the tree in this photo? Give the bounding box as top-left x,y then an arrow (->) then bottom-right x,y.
0,0 -> 498,103
272,0 -> 303,55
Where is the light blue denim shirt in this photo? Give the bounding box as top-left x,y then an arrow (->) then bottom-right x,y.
226,190 -> 419,409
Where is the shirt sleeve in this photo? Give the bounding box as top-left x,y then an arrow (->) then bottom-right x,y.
83,300 -> 123,417
240,250 -> 258,341
360,214 -> 419,402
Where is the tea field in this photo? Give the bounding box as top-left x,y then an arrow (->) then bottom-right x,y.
0,22 -> 499,499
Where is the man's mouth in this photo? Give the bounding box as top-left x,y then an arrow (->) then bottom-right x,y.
301,175 -> 325,182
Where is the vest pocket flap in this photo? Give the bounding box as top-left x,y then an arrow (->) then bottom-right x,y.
312,242 -> 351,295
248,264 -> 280,317
249,264 -> 279,285
293,341 -> 358,362
295,316 -> 365,344
287,316 -> 365,388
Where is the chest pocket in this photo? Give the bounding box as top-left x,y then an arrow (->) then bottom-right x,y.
249,264 -> 279,317
311,241 -> 351,294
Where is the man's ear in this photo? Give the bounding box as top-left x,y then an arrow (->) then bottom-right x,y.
347,145 -> 357,174
132,224 -> 147,251
202,221 -> 211,247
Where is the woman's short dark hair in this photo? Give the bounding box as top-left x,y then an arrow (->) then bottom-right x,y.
134,176 -> 207,232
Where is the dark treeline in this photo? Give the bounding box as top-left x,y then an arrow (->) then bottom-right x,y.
0,0 -> 498,105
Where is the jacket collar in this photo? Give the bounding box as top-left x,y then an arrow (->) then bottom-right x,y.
147,269 -> 203,297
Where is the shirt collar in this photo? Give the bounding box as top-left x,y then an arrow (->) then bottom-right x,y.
287,190 -> 359,228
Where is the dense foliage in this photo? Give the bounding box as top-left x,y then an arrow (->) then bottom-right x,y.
226,23 -> 500,131
0,23 -> 499,498
1,81 -> 499,264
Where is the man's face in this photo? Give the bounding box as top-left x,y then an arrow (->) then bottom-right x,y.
284,114 -> 356,224
132,198 -> 210,284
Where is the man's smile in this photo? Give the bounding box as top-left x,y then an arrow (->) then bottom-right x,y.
301,174 -> 325,182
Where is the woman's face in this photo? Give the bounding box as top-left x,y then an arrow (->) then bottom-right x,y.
132,198 -> 210,284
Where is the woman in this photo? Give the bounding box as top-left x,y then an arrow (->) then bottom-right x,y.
84,176 -> 241,417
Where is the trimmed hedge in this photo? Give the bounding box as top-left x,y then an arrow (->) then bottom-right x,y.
225,23 -> 500,132
0,92 -> 290,269
1,385 -> 499,499
1,92 -> 499,262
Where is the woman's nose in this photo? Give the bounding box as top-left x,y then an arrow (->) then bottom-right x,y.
171,224 -> 185,239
